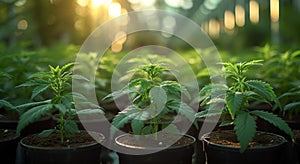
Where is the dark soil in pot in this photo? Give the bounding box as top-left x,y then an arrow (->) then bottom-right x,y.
18,131 -> 105,164
0,129 -> 20,164
202,130 -> 288,164
0,113 -> 53,136
115,133 -> 195,164
188,116 -> 234,164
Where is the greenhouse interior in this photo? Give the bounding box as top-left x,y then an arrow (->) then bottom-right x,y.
1,0 -> 300,164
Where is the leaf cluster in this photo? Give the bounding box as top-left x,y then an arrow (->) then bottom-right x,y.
16,63 -> 104,143
103,62 -> 196,137
196,60 -> 294,152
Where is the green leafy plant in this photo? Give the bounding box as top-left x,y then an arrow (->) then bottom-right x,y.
278,83 -> 300,118
196,60 -> 294,152
0,71 -> 16,118
16,63 -> 104,143
103,61 -> 197,138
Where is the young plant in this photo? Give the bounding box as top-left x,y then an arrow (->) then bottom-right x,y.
16,63 -> 103,143
196,60 -> 294,152
103,62 -> 196,138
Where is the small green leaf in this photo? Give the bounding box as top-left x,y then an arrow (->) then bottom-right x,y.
77,109 -> 104,115
234,111 -> 256,153
38,129 -> 55,137
251,110 -> 294,138
284,102 -> 300,112
54,104 -> 67,115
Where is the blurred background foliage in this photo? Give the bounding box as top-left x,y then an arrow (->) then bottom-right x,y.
0,0 -> 299,106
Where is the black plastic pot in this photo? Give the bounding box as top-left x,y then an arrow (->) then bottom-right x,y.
18,132 -> 104,164
201,131 -> 288,164
115,134 -> 195,164
0,129 -> 20,164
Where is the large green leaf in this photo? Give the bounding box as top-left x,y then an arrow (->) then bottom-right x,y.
251,110 -> 294,138
17,104 -> 53,135
234,111 -> 256,153
150,86 -> 167,111
226,92 -> 244,119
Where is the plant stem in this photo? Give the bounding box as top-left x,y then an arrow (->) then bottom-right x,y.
59,112 -> 64,143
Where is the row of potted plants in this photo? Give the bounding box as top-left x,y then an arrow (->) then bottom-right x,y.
1,49 -> 299,163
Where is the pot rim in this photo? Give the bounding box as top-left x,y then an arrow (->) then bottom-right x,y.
115,133 -> 196,150
201,130 -> 287,151
20,131 -> 104,151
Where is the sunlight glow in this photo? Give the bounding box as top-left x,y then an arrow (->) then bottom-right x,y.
270,0 -> 279,22
235,5 -> 245,27
250,0 -> 259,24
91,0 -> 112,8
108,3 -> 122,18
208,19 -> 220,39
77,0 -> 89,7
224,10 -> 235,30
17,19 -> 28,30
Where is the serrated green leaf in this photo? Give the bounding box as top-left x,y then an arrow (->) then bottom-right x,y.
131,119 -> 144,135
54,104 -> 67,115
251,110 -> 294,138
17,104 -> 53,135
142,125 -> 154,134
16,100 -> 51,113
284,102 -> 300,112
77,109 -> 104,115
234,111 -> 256,153
246,80 -> 276,101
150,86 -> 167,111
226,92 -> 244,119
31,85 -> 49,99
0,99 -> 15,109
64,119 -> 79,137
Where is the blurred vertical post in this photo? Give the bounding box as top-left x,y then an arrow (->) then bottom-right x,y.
270,0 -> 280,45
